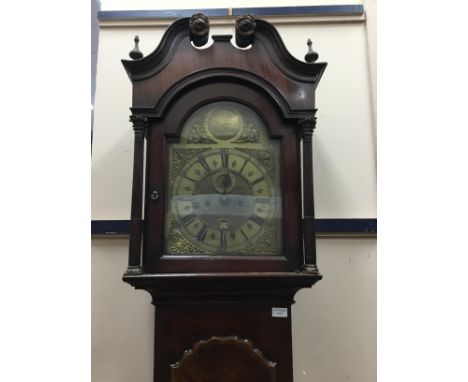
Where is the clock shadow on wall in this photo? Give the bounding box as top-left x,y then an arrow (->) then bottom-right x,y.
121,13 -> 326,382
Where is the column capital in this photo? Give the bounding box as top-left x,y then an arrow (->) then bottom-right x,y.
298,110 -> 317,141
129,115 -> 149,133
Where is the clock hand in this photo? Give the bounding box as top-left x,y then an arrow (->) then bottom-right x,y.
221,172 -> 231,194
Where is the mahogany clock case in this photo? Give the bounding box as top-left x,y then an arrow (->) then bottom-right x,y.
121,13 -> 326,382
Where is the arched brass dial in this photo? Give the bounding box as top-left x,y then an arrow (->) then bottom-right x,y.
164,101 -> 282,256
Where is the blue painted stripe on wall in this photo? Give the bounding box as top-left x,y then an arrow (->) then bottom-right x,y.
98,5 -> 364,21
91,219 -> 377,235
98,9 -> 229,20
91,220 -> 131,235
315,219 -> 376,233
232,5 -> 364,16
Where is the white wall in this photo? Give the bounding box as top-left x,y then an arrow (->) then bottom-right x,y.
293,238 -> 376,382
92,3 -> 376,382
92,238 -> 154,382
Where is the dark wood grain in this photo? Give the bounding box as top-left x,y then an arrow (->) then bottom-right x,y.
171,336 -> 276,382
127,116 -> 148,272
123,272 -> 321,304
122,271 -> 321,382
122,18 -> 326,118
300,115 -> 318,272
156,304 -> 291,382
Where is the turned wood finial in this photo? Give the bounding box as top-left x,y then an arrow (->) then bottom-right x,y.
129,35 -> 144,60
235,15 -> 256,48
304,38 -> 319,63
189,13 -> 210,47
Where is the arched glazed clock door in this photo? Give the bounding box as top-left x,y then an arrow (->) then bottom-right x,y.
144,81 -> 302,273
121,13 -> 326,382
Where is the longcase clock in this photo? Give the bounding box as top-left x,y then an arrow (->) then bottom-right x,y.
121,13 -> 326,382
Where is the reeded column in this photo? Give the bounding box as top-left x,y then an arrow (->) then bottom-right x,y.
126,115 -> 148,274
299,112 -> 320,274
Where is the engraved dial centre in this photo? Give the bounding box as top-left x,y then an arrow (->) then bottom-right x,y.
172,148 -> 274,253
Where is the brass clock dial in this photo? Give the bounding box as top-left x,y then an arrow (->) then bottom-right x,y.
165,101 -> 282,256
172,147 -> 275,253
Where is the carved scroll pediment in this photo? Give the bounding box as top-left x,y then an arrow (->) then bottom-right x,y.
122,16 -> 326,117
171,336 -> 276,382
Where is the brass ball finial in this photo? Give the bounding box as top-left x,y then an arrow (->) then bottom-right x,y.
304,38 -> 319,63
129,35 -> 143,60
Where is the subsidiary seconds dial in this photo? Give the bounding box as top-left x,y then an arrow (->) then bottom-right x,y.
172,148 -> 276,253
